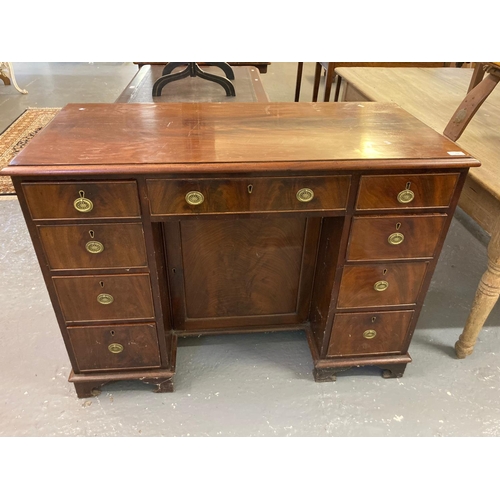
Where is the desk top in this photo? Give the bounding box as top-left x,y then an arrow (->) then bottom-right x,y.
115,65 -> 269,104
336,67 -> 499,201
4,102 -> 478,176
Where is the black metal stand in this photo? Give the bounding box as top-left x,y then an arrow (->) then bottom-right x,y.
152,62 -> 236,97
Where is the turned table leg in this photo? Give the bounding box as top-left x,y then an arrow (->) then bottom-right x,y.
456,226 -> 500,358
0,62 -> 28,94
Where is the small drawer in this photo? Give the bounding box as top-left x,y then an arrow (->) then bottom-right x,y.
53,274 -> 155,322
356,173 -> 459,210
22,181 -> 141,220
347,214 -> 447,261
327,310 -> 414,357
68,323 -> 161,372
147,176 -> 350,215
38,223 -> 148,270
337,262 -> 428,309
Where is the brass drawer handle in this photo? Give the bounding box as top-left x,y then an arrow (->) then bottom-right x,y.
97,293 -> 114,305
363,329 -> 377,339
185,191 -> 204,206
296,188 -> 314,202
74,190 -> 94,213
374,280 -> 389,292
108,343 -> 124,354
85,241 -> 104,254
388,232 -> 405,245
397,182 -> 415,203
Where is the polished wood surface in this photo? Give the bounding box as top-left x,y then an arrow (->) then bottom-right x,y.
68,323 -> 161,372
38,223 -> 148,270
347,215 -> 447,261
116,65 -> 269,104
147,176 -> 350,215
327,310 -> 414,357
22,181 -> 141,220
356,173 -> 460,210
53,274 -> 155,322
164,217 -> 321,330
2,102 -> 477,396
6,103 -> 476,172
337,262 -> 429,309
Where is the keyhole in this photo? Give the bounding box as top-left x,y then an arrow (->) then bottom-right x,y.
89,230 -> 95,238
383,269 -> 388,276
396,222 -> 401,230
99,281 -> 104,287
406,182 -> 411,189
372,316 -> 376,323
79,190 -> 85,197
247,184 -> 253,194
110,330 -> 115,336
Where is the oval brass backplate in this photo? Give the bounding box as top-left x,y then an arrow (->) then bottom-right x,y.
97,293 -> 114,305
397,189 -> 415,204
374,280 -> 389,292
388,232 -> 405,245
85,241 -> 104,254
74,197 -> 94,213
185,191 -> 204,206
108,343 -> 124,354
363,329 -> 377,339
296,188 -> 314,202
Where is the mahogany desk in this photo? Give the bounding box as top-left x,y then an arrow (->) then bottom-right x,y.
1,102 -> 478,397
336,67 -> 500,359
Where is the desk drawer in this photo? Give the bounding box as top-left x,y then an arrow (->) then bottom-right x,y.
147,176 -> 350,215
356,174 -> 459,210
327,310 -> 414,357
22,181 -> 141,220
38,223 -> 148,270
337,262 -> 428,309
53,274 -> 155,322
347,214 -> 447,261
68,323 -> 161,372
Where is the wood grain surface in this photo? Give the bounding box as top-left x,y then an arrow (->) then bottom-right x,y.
38,223 -> 148,270
6,103 -> 475,171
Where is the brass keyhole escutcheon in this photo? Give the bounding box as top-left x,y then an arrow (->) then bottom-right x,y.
296,188 -> 314,203
74,190 -> 94,213
86,241 -> 104,254
97,293 -> 114,305
388,232 -> 405,245
363,329 -> 377,339
108,343 -> 124,354
397,182 -> 414,204
185,191 -> 204,206
374,280 -> 389,292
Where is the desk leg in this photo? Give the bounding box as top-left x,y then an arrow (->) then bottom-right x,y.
456,227 -> 500,358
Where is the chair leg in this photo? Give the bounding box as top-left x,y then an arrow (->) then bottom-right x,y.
312,63 -> 322,102
323,63 -> 335,102
294,62 -> 303,102
333,75 -> 342,102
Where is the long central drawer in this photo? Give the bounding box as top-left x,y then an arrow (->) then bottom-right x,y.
147,176 -> 351,215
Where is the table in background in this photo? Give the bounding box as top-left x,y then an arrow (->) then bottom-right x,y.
116,65 -> 269,103
337,66 -> 500,358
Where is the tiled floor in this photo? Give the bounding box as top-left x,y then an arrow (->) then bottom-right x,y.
0,63 -> 499,436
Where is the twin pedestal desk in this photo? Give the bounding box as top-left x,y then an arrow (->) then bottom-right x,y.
3,102 -> 479,398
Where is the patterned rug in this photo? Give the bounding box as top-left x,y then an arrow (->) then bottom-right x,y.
0,108 -> 61,195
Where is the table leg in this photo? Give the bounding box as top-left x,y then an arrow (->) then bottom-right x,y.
0,62 -> 28,94
456,226 -> 500,358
